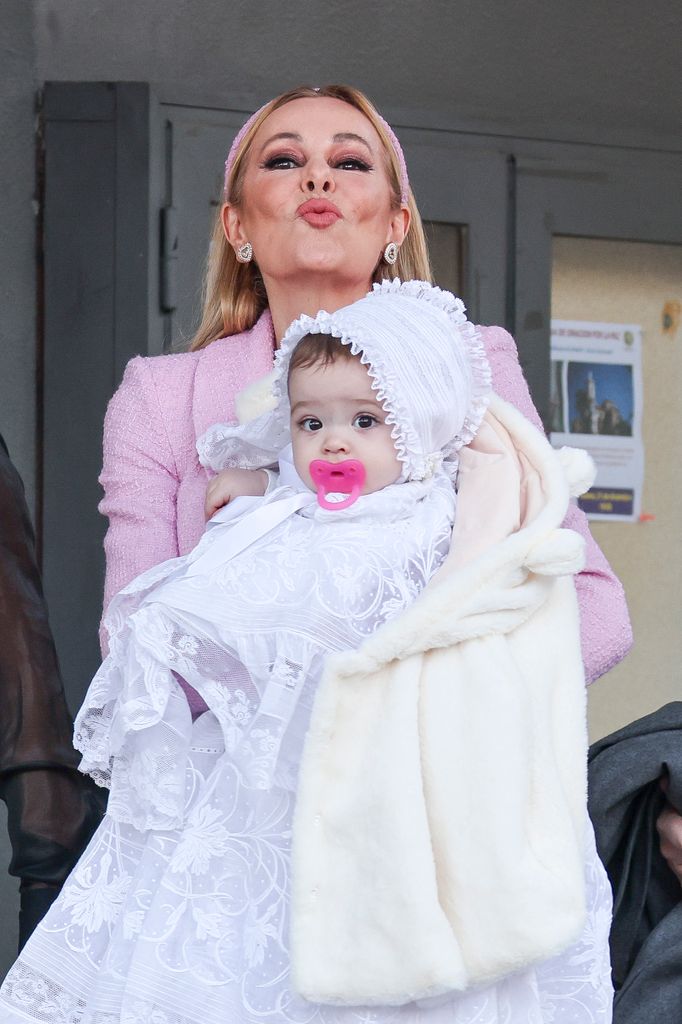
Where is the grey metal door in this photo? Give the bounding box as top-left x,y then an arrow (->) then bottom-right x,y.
41,82 -> 162,711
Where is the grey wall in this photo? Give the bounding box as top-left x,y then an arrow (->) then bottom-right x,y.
34,0 -> 681,150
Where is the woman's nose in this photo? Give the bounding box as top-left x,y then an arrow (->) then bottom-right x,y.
303,160 -> 334,194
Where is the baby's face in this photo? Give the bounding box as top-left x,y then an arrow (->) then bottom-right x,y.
289,357 -> 402,495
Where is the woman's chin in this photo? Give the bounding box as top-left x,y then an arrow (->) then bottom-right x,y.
274,247 -> 374,282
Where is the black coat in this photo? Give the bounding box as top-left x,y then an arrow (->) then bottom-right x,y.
588,702 -> 682,1024
0,435 -> 104,949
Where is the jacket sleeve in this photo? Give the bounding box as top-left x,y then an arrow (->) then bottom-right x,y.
484,326 -> 633,682
98,357 -> 181,649
0,437 -> 105,948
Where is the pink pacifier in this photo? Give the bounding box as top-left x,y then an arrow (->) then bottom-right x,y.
309,459 -> 366,510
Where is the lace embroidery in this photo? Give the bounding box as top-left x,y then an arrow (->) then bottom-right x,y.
0,806 -> 613,1023
72,477 -> 456,831
0,455 -> 613,1022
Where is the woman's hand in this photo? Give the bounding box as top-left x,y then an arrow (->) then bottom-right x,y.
204,468 -> 268,520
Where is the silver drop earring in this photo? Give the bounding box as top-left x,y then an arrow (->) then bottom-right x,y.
237,242 -> 253,263
383,242 -> 399,265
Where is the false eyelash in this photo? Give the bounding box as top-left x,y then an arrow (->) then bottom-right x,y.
334,156 -> 373,171
261,153 -> 302,170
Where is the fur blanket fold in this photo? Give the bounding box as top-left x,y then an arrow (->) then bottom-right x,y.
289,394 -> 595,1006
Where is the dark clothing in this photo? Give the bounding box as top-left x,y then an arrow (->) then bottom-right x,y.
588,702 -> 682,1024
0,435 -> 104,949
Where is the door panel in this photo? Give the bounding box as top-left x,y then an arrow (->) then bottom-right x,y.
164,105 -> 247,348
423,221 -> 467,297
41,82 -> 160,711
514,144 -> 682,426
398,130 -> 509,327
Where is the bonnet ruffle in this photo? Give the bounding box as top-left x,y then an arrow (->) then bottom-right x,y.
197,280 -> 491,482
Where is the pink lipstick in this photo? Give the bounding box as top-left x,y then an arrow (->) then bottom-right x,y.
297,199 -> 342,229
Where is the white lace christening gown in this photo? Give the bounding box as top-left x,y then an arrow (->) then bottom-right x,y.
0,475 -> 613,1024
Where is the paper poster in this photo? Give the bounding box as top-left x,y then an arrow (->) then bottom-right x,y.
550,320 -> 643,521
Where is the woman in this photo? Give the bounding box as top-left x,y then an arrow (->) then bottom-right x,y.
0,83 -> 625,1023
99,84 -> 631,695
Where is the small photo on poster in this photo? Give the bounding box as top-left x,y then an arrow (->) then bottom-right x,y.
566,362 -> 633,437
550,320 -> 643,522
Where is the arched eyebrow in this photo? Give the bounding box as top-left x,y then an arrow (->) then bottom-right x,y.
332,132 -> 373,154
258,132 -> 302,154
258,131 -> 374,156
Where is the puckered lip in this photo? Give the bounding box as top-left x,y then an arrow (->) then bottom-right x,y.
297,198 -> 343,221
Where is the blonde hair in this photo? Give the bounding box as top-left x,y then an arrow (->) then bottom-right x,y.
189,84 -> 432,351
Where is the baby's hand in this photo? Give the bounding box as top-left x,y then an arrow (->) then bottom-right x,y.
205,468 -> 268,520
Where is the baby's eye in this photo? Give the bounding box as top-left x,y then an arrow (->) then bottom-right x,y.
262,153 -> 301,170
353,413 -> 378,429
299,416 -> 323,432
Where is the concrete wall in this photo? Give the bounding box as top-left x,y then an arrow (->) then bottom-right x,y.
34,0 -> 681,149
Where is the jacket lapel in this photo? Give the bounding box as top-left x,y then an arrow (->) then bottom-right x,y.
192,311 -> 276,442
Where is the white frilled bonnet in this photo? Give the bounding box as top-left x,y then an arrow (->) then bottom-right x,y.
197,280 -> 492,482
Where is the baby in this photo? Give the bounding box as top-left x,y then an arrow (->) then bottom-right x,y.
204,332 -> 404,519
0,281 -> 615,1024
2,281 -> 493,1024
76,280 -> 490,801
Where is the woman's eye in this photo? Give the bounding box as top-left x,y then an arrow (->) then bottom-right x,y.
262,153 -> 301,170
300,417 -> 323,432
335,156 -> 371,172
353,413 -> 378,429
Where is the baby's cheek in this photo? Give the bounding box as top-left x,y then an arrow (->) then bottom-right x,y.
291,436 -> 314,490
379,453 -> 403,491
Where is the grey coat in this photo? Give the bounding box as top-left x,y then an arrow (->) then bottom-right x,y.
588,701 -> 682,1024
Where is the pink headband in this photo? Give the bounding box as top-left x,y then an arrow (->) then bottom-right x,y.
223,100 -> 410,205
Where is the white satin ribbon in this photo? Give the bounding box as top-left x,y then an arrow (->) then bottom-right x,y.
183,491 -> 313,579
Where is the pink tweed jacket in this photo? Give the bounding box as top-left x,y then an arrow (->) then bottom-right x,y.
99,311 -> 632,688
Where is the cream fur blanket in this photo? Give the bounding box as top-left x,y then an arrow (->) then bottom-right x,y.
283,394 -> 596,1007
